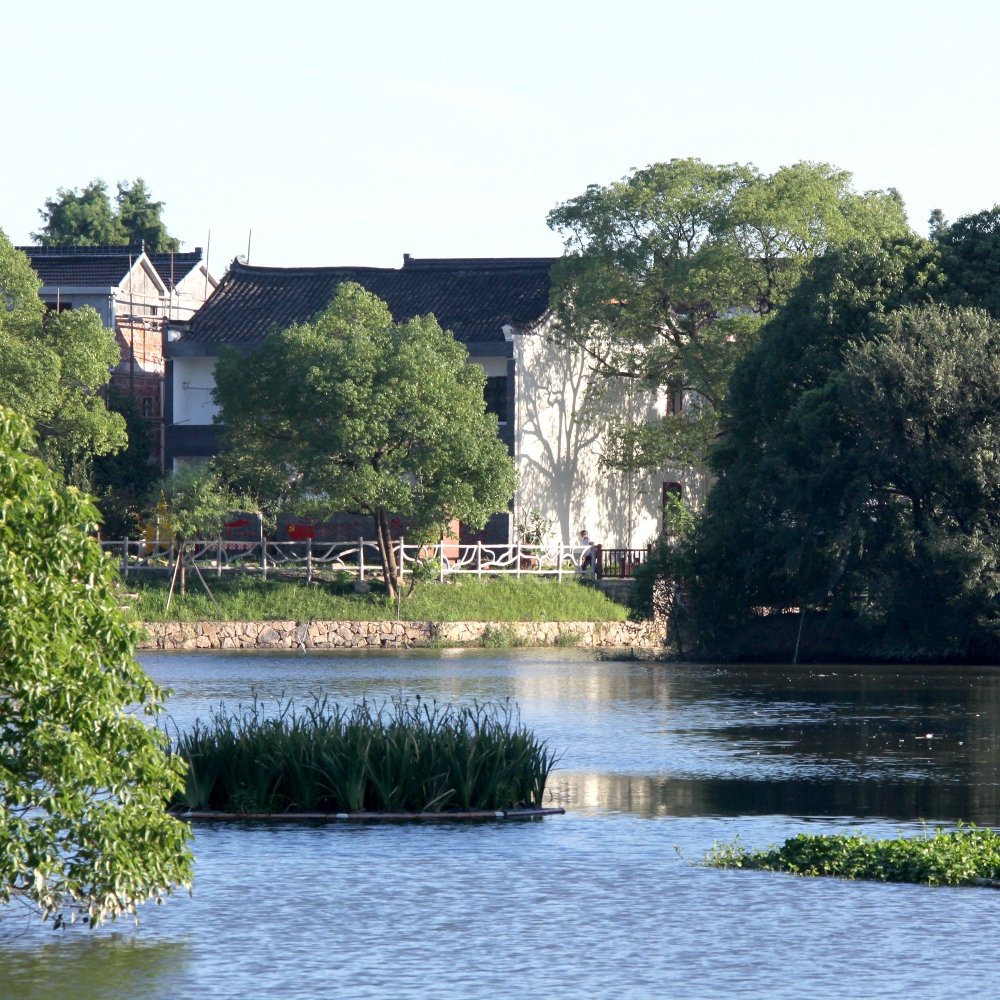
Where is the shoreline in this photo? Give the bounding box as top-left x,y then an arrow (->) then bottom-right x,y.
137,618 -> 663,650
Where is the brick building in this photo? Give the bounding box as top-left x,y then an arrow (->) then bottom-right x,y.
19,244 -> 217,466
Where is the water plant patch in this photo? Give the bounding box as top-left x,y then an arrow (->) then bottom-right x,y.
170,696 -> 558,815
707,827 -> 1000,887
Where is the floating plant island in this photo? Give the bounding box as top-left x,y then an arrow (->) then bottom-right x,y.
170,696 -> 561,821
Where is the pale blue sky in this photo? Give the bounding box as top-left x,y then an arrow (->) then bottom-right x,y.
4,0 -> 997,272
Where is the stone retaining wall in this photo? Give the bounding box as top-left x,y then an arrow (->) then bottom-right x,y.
138,619 -> 662,651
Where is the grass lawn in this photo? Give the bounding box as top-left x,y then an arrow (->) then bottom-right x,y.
118,573 -> 629,623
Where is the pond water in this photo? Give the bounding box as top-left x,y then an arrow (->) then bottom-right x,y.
2,650 -> 999,999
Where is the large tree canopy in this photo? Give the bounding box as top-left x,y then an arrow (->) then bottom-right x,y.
677,236 -> 945,642
0,407 -> 192,924
0,229 -> 125,485
33,178 -> 180,252
213,283 -> 518,598
665,219 -> 1000,658
547,159 -> 912,471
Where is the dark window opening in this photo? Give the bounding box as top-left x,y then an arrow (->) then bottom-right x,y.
484,376 -> 507,424
667,384 -> 683,415
662,481 -> 683,533
43,301 -> 73,313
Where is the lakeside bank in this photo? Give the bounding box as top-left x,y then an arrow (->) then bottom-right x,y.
138,618 -> 662,650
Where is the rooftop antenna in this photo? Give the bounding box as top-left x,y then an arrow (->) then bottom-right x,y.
246,229 -> 252,265
204,230 -> 211,301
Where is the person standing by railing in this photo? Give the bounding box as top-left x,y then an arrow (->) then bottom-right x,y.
579,529 -> 597,573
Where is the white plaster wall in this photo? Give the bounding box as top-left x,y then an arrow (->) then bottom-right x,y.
172,356 -> 219,425
471,356 -> 508,377
513,325 -> 710,549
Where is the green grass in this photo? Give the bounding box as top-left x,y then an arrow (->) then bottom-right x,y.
707,827 -> 1000,887
170,696 -> 557,814
119,574 -> 627,623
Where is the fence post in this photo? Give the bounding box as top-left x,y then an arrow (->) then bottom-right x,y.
558,541 -> 563,584
516,541 -> 521,579
358,537 -> 365,582
477,541 -> 482,579
168,539 -> 174,572
216,538 -> 223,578
261,528 -> 267,581
594,544 -> 602,581
398,536 -> 405,582
307,536 -> 313,585
439,540 -> 445,583
123,537 -> 129,579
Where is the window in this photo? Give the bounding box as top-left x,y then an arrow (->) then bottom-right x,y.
43,301 -> 73,313
484,376 -> 508,424
662,481 -> 683,534
141,397 -> 155,418
667,384 -> 683,415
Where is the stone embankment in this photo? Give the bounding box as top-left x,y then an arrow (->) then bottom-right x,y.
138,619 -> 662,650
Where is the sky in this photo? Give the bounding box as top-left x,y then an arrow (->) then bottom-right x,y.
3,0 -> 998,274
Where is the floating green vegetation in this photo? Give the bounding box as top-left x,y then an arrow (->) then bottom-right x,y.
171,697 -> 557,815
707,827 -> 1000,887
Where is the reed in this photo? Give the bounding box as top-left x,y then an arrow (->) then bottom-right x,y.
707,826 -> 1000,887
170,696 -> 557,814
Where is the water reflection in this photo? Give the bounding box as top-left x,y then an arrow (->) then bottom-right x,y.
4,651 -> 1000,999
0,935 -> 188,1000
144,651 -> 1000,824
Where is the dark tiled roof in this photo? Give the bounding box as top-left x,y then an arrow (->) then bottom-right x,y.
18,244 -> 145,288
182,256 -> 556,345
147,249 -> 203,290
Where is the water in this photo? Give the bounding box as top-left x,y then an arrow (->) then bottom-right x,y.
3,650 -> 999,999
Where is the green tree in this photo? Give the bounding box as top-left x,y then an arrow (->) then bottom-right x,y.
159,468 -> 242,605
678,235 -> 950,654
0,407 -> 192,924
0,229 -> 126,485
213,283 -> 518,598
31,179 -> 120,247
547,159 -> 911,472
92,388 -> 162,539
114,179 -> 180,252
836,304 -> 1000,655
935,205 -> 1000,317
33,177 -> 179,251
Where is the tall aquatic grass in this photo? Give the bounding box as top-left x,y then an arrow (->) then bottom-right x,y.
170,697 -> 557,814
708,827 -> 1000,886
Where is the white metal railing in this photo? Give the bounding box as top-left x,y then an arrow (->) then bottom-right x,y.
101,539 -> 597,583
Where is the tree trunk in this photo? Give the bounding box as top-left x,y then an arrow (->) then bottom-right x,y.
375,508 -> 399,599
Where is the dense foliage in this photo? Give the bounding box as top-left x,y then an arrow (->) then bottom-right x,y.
33,178 -> 180,251
173,697 -> 556,813
0,229 -> 125,485
213,283 -> 518,598
547,158 -> 911,471
0,408 -> 191,925
91,388 -> 162,538
708,827 -> 1000,887
653,216 -> 1000,660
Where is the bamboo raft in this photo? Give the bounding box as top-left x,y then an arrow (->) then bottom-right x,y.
177,807 -> 565,822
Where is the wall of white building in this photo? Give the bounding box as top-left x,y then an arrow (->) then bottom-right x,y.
171,356 -> 220,426
512,324 -> 709,549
